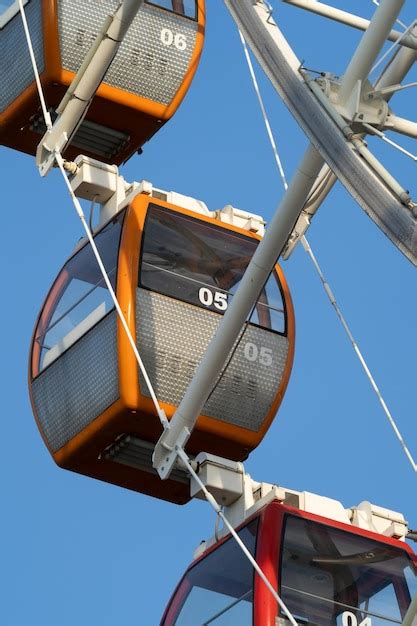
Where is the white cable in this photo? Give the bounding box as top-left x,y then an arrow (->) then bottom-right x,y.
55,152 -> 168,428
239,31 -> 417,472
371,19 -> 416,75
18,1 -> 168,429
239,30 -> 289,189
176,447 -> 299,626
300,237 -> 417,472
362,122 -> 417,162
371,0 -> 407,30
18,0 -> 52,130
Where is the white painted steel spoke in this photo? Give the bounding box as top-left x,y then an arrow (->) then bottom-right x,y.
372,0 -> 408,30
363,123 -> 417,162
238,27 -> 417,473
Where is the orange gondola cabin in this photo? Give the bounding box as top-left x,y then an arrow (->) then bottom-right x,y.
0,0 -> 205,163
29,190 -> 295,504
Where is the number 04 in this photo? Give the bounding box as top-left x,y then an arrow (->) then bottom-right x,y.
342,612 -> 372,626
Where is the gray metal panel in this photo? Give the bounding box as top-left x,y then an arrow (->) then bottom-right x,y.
58,1 -> 197,105
136,289 -> 289,432
0,1 -> 44,112
32,311 -> 119,452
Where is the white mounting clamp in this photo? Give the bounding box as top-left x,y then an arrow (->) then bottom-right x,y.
68,155 -> 147,230
190,453 -> 410,558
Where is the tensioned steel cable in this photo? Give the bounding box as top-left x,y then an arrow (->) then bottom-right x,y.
176,447 -> 299,626
238,29 -> 417,472
371,18 -> 415,74
17,5 -> 300,623
17,0 -> 168,429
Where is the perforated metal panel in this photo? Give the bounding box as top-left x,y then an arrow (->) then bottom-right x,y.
58,1 -> 197,105
136,289 -> 289,432
0,1 -> 44,112
32,311 -> 119,452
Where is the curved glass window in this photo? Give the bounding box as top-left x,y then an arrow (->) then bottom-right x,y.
140,205 -> 287,335
33,211 -> 125,376
146,0 -> 197,20
163,519 -> 258,625
279,515 -> 417,625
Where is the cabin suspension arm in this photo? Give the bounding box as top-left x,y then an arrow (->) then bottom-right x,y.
152,144 -> 325,478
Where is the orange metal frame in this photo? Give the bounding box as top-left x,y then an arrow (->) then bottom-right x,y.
29,194 -> 294,502
1,0 -> 206,163
117,194 -> 296,459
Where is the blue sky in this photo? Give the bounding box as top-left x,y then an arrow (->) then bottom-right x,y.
2,2 -> 417,624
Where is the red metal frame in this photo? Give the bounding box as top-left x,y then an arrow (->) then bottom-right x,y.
160,500 -> 417,625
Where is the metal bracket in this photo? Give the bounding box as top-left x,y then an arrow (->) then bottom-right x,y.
68,155 -> 149,230
316,75 -> 390,131
190,454 -> 411,558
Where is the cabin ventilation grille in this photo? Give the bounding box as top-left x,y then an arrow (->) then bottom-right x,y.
30,113 -> 130,159
102,435 -> 190,484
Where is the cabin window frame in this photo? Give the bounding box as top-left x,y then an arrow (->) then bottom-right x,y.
161,517 -> 259,626
145,0 -> 198,21
139,203 -> 288,337
277,511 -> 417,625
31,209 -> 126,378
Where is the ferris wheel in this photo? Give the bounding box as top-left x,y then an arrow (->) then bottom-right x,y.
1,1 -> 417,624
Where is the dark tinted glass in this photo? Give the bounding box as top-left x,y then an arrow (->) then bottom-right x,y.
140,205 -> 286,334
35,211 -> 125,373
280,515 -> 417,625
146,0 -> 197,19
164,520 -> 258,625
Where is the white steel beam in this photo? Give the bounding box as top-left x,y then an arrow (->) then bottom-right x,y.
375,40 -> 417,92
338,0 -> 405,105
284,39 -> 417,252
154,0 -> 417,480
282,0 -> 417,52
153,145 -> 325,478
385,114 -> 417,138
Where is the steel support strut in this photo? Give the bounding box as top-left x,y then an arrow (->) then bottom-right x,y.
153,0 -> 416,478
36,0 -> 144,175
306,0 -> 406,202
153,145 -> 324,477
282,0 -> 417,52
287,10 -> 417,251
338,0 -> 405,105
